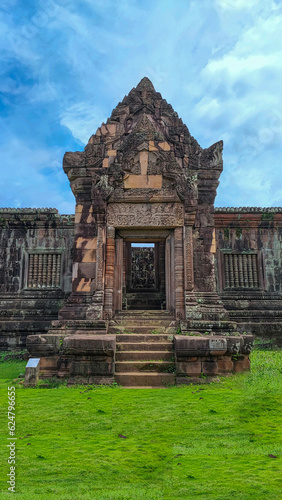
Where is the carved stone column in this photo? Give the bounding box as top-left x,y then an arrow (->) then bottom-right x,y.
96,224 -> 105,292
183,214 -> 197,319
85,223 -> 106,320
174,227 -> 185,319
184,214 -> 195,292
104,226 -> 115,319
165,232 -> 174,313
114,236 -> 123,312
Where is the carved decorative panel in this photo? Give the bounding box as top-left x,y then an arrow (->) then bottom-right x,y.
131,247 -> 155,289
223,253 -> 259,289
28,252 -> 62,288
107,203 -> 184,227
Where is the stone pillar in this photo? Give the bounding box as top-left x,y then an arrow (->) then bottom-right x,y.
114,236 -> 123,312
159,241 -> 166,295
174,227 -> 185,319
85,223 -> 106,320
104,226 -> 115,319
96,224 -> 105,292
184,217 -> 195,292
166,232 -> 175,314
183,216 -> 197,319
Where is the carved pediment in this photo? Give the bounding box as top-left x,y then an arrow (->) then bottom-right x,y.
64,77 -> 223,208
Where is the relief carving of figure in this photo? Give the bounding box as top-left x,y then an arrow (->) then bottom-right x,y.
92,171 -> 114,202
210,141 -> 223,168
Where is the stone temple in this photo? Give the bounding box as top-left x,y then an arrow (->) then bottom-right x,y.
1,77 -> 281,386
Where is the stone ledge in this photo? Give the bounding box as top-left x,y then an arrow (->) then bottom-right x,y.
215,207 -> 282,213
0,207 -> 59,213
26,333 -> 68,356
64,334 -> 116,355
174,336 -> 227,357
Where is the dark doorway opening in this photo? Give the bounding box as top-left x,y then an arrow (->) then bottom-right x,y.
123,242 -> 165,310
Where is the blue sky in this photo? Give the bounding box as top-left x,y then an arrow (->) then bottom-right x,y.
1,0 -> 282,213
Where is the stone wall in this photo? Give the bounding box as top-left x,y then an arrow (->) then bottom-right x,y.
1,206 -> 282,349
215,207 -> 282,344
0,209 -> 74,349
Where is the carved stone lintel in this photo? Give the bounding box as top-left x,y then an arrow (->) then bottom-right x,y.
107,203 -> 184,228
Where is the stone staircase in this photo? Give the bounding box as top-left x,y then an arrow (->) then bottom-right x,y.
109,310 -> 177,387
122,292 -> 165,310
108,309 -> 177,334
115,333 -> 175,387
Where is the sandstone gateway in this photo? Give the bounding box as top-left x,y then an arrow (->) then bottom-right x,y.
1,78 -> 281,386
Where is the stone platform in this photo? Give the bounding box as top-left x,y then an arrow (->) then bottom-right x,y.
25,310 -> 254,387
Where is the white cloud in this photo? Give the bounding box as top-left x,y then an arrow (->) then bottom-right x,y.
206,53 -> 280,77
215,0 -> 260,11
60,102 -> 107,143
0,138 -> 74,213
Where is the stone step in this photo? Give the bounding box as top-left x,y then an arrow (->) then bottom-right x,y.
109,325 -> 176,334
228,310 -> 282,317
51,319 -> 106,329
116,334 -> 173,342
125,296 -> 162,300
115,361 -> 175,373
116,310 -> 172,316
0,320 -> 51,330
48,328 -> 108,336
184,320 -> 238,332
0,310 -> 58,319
116,351 -> 174,361
124,302 -> 163,308
115,372 -> 176,387
116,342 -> 174,352
110,318 -> 176,327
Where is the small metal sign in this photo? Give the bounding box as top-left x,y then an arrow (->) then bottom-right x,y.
26,358 -> 40,368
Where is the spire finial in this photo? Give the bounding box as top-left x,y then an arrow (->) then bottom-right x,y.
135,77 -> 155,91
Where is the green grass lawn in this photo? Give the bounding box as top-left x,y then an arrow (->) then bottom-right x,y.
0,350 -> 281,500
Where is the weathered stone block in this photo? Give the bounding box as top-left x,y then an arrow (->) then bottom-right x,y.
73,278 -> 92,292
39,356 -> 60,371
241,335 -> 255,354
75,237 -> 97,250
217,356 -> 233,373
176,359 -> 201,376
209,338 -> 228,355
69,355 -> 114,377
75,249 -> 97,263
77,262 -> 96,278
202,359 -> 218,376
26,334 -> 66,356
174,336 -> 227,357
225,336 -> 243,355
89,376 -> 114,385
124,175 -> 163,189
63,335 -> 116,356
233,355 -> 250,373
90,357 -> 114,375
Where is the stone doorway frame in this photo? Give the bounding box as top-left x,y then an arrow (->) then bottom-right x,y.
104,227 -> 186,319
